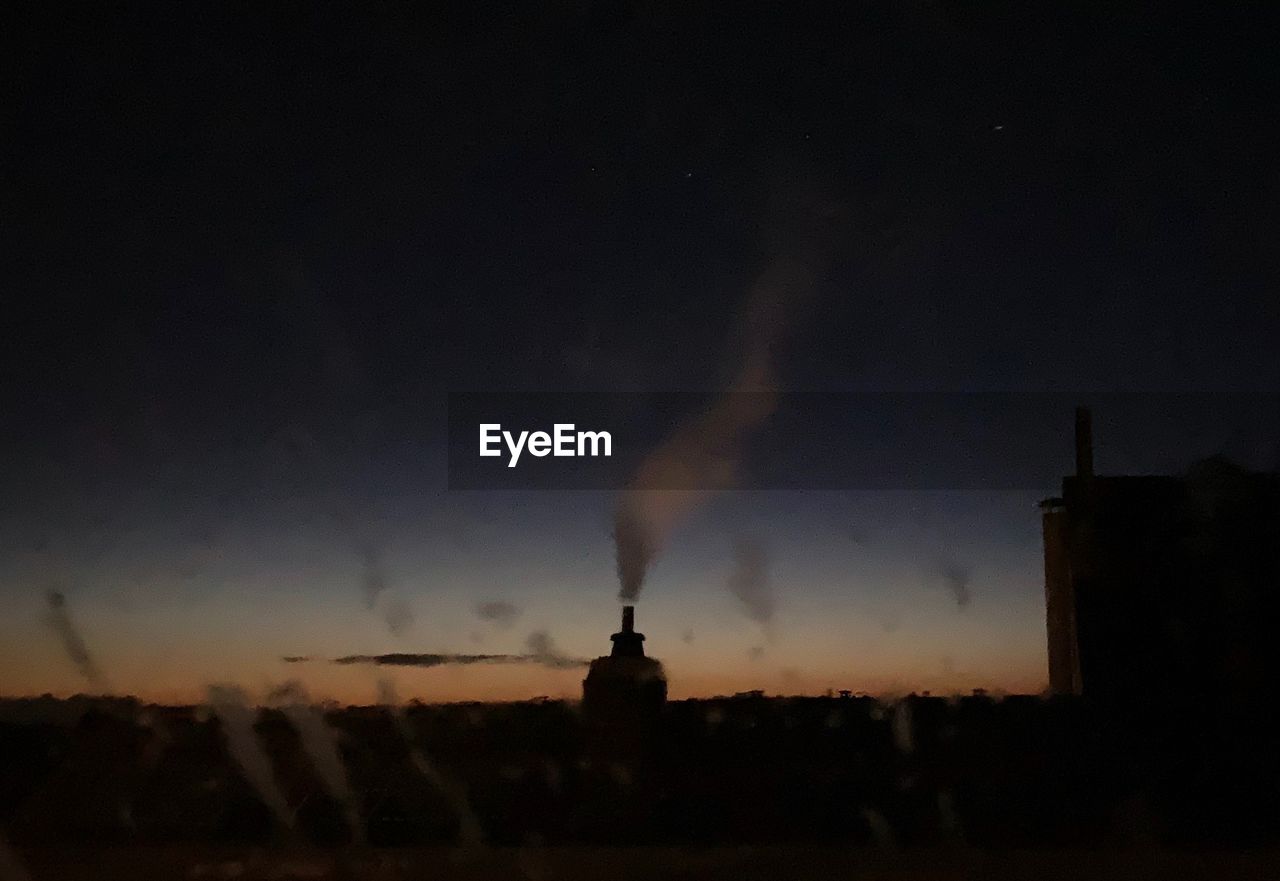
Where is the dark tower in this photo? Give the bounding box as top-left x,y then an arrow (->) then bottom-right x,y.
580,607 -> 668,839
582,605 -> 667,720
1042,408 -> 1090,695
610,605 -> 645,657
1041,407 -> 1280,706
1074,405 -> 1093,479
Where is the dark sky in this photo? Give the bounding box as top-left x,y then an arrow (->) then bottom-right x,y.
2,2 -> 1277,700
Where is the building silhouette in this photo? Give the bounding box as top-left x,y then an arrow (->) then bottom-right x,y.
581,605 -> 667,718
1042,407 -> 1280,709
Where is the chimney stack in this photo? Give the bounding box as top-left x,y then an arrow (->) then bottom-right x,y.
608,605 -> 645,658
582,602 -> 668,745
1075,406 -> 1094,478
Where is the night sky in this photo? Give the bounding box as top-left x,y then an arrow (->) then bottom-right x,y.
3,3 -> 1277,703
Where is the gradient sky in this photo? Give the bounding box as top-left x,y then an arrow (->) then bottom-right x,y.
3,4 -> 1276,703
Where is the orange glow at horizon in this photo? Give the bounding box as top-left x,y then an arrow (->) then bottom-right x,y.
2,652 -> 1047,707
0,513 -> 1050,706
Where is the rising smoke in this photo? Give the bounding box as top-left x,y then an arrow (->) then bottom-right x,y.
281,279 -> 426,641
611,244 -> 831,602
727,536 -> 776,629
524,630 -> 586,669
44,590 -> 108,692
383,597 -> 415,636
376,676 -> 399,706
934,559 -> 972,609
358,542 -> 387,610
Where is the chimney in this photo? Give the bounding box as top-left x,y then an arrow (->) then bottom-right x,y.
1075,406 -> 1093,479
582,602 -> 668,729
609,605 -> 645,658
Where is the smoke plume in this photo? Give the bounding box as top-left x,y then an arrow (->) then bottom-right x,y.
935,560 -> 972,609
44,590 -> 108,692
206,685 -> 293,830
376,676 -> 398,706
612,250 -> 828,602
359,543 -> 387,610
524,630 -> 586,669
475,600 -> 521,629
727,536 -> 775,628
383,597 -> 414,636
358,541 -> 419,637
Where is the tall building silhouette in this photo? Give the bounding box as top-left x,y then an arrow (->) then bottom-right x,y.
1042,408 -> 1280,708
582,606 -> 667,716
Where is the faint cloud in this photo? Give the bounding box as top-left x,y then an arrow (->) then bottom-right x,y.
383,598 -> 414,636
475,600 -> 521,629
